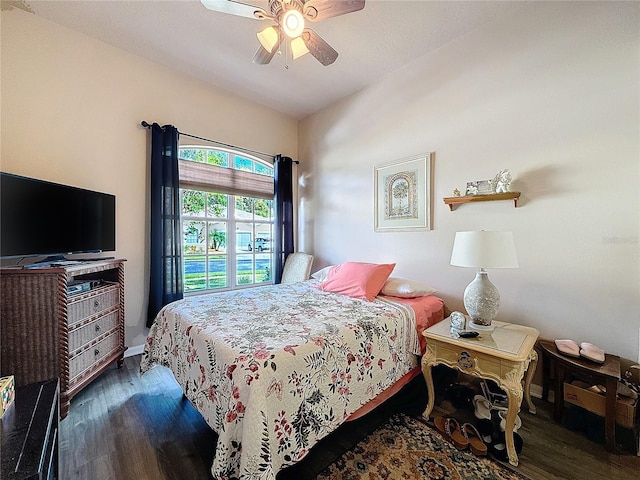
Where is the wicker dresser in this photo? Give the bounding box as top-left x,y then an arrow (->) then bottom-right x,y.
0,259 -> 126,418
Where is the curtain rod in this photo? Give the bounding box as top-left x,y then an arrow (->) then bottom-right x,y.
140,120 -> 283,161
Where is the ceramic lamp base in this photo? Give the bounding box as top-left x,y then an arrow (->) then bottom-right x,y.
463,270 -> 500,327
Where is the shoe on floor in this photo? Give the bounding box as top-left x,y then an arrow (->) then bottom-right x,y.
473,394 -> 492,420
462,423 -> 488,456
476,418 -> 494,445
554,339 -> 580,358
444,384 -> 476,409
498,410 -> 522,432
434,416 -> 469,451
579,342 -> 605,364
490,431 -> 524,462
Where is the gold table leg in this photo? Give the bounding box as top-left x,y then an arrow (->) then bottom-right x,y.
502,387 -> 522,467
421,347 -> 436,419
523,349 -> 538,414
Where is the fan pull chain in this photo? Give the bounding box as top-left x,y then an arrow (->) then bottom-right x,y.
284,36 -> 290,70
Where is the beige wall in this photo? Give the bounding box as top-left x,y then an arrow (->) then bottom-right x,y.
1,11 -> 298,349
299,2 -> 640,362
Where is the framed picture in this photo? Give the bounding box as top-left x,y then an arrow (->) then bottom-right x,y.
374,153 -> 433,232
466,179 -> 493,195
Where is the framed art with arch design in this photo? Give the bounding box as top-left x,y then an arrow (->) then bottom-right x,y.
374,153 -> 433,232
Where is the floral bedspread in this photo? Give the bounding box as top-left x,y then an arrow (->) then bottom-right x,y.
140,281 -> 421,480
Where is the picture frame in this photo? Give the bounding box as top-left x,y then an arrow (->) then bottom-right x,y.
374,153 -> 433,232
466,179 -> 493,195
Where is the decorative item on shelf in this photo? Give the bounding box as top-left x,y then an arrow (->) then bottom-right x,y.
453,188 -> 461,197
450,231 -> 519,331
466,180 -> 493,195
492,169 -> 512,193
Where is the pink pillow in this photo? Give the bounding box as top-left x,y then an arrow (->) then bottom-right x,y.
318,262 -> 396,301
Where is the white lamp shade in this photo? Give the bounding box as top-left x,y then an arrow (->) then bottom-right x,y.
257,26 -> 279,53
290,37 -> 309,59
450,231 -> 518,269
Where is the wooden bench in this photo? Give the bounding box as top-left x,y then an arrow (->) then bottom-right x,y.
538,339 -> 620,453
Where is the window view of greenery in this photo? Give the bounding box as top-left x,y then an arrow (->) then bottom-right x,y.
180,147 -> 274,293
180,148 -> 229,168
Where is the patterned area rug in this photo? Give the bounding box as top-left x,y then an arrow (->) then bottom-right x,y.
316,413 -> 529,480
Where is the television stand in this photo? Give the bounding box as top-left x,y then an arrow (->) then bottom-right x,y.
24,259 -> 78,269
1,258 -> 127,418
24,259 -> 82,269
23,255 -> 68,267
24,256 -> 115,269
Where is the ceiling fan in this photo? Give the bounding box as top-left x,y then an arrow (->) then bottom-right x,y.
200,0 -> 365,66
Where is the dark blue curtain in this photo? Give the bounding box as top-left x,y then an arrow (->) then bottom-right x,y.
273,155 -> 294,283
146,123 -> 183,327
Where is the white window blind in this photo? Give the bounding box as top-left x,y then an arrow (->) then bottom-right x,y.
178,159 -> 274,199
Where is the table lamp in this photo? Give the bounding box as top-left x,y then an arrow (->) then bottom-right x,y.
450,231 -> 519,330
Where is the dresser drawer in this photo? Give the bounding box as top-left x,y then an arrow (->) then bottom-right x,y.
69,332 -> 120,381
67,284 -> 119,327
432,341 -> 502,376
68,310 -> 119,353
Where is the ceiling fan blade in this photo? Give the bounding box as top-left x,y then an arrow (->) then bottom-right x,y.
301,29 -> 338,66
200,0 -> 269,19
303,0 -> 365,22
252,39 -> 281,65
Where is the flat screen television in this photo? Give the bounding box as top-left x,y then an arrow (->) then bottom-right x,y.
0,172 -> 116,260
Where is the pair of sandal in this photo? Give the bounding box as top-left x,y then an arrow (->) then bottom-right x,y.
555,339 -> 605,363
434,416 -> 487,456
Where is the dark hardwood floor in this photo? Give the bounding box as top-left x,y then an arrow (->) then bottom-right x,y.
59,355 -> 640,480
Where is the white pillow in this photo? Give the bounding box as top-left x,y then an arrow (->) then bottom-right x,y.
381,277 -> 437,298
310,265 -> 335,282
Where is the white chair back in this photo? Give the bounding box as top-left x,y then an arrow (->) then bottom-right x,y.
281,253 -> 314,283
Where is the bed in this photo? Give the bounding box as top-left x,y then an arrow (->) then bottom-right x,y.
141,276 -> 444,480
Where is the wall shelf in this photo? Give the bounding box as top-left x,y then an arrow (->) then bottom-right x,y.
443,192 -> 521,210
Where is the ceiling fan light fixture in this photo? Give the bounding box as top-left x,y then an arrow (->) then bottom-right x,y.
282,9 -> 304,38
290,37 -> 309,59
257,26 -> 279,53
202,0 -> 366,67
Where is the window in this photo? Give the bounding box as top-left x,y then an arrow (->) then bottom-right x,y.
179,146 -> 274,293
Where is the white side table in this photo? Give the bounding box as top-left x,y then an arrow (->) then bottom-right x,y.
421,319 -> 539,466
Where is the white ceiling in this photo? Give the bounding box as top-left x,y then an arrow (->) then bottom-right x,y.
5,0 -> 525,119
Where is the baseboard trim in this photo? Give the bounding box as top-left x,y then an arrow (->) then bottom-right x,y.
125,344 -> 145,357
530,383 -> 545,400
